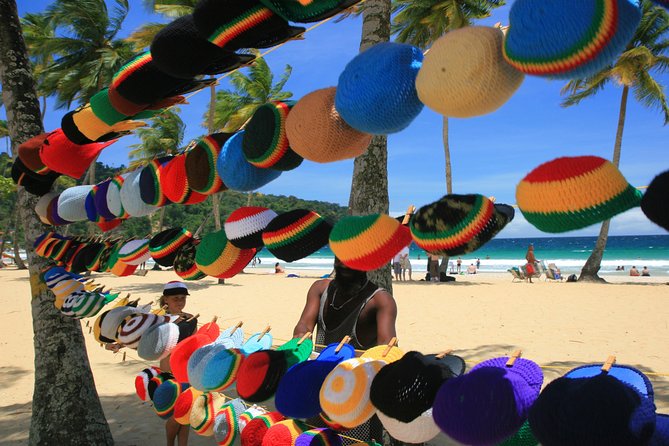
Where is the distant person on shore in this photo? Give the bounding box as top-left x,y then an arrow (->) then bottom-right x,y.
399,245 -> 411,281
429,253 -> 440,282
392,251 -> 403,281
525,244 -> 537,283
467,264 -> 477,274
630,266 -> 640,277
642,266 -> 651,277
251,257 -> 257,268
476,258 -> 481,269
456,257 -> 462,274
275,262 -> 285,274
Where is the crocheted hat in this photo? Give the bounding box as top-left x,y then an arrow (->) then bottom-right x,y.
170,333 -> 213,383
503,0 -> 641,79
262,209 -> 332,262
40,129 -> 116,179
106,174 -> 128,219
161,154 -> 207,205
135,366 -> 161,401
190,392 -> 226,436
57,185 -> 94,222
498,420 -> 538,446
237,350 -> 289,402
641,170 -> 669,232
319,357 -> 385,429
317,341 -> 356,362
217,325 -> 246,348
148,371 -> 175,401
286,87 -> 372,163
120,169 -> 159,217
241,412 -> 286,446
416,26 -> 524,118
242,101 -> 303,171
262,420 -> 307,446
18,132 -> 50,173
154,380 -> 190,420
149,227 -> 194,267
214,398 -> 247,446
410,194 -> 515,256
195,229 -> 257,278
95,305 -> 139,343
35,192 -> 58,224
137,322 -> 181,361
193,0 -> 305,51
238,406 -> 268,434
275,360 -> 341,419
370,351 -> 464,423
188,343 -> 242,391
433,357 -> 543,446
139,156 -> 173,206
217,131 -> 282,192
225,206 -> 279,249
335,42 -> 424,134
241,332 -> 274,355
516,156 -> 642,233
11,156 -> 60,196
173,386 -> 204,425
62,290 -> 117,319
378,409 -> 440,444
174,240 -> 206,281
276,337 -> 314,368
259,0 -> 360,22
295,428 -> 343,446
185,133 -> 232,195
118,239 -> 151,265
117,313 -> 172,349
330,214 -> 412,271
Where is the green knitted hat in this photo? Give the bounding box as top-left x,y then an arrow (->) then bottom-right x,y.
173,240 -> 206,281
259,0 -> 362,23
195,229 -> 256,279
499,420 -> 539,446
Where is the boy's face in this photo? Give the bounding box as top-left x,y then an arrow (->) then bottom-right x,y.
165,294 -> 187,314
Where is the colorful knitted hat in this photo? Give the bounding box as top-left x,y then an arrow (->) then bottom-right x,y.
319,357 -> 385,429
137,322 -> 181,361
195,229 -> 256,278
262,209 -> 332,262
295,428 -> 343,446
275,359 -> 342,419
151,15 -> 257,79
499,421 -> 539,446
117,313 -> 172,349
135,366 -> 161,401
237,350 -> 289,402
187,342 -> 230,390
35,192 -> 59,224
120,169 -> 159,217
516,156 -> 642,233
214,398 -> 247,446
410,194 -> 515,256
106,174 -> 128,219
377,408 -> 441,444
330,214 -> 412,271
18,132 -> 50,174
259,0 -> 361,22
173,386 -> 204,425
57,185 -> 94,222
193,0 -> 305,51
149,227 -> 194,267
503,0 -> 641,79
148,371 -> 175,401
317,341 -> 356,362
50,278 -> 84,310
262,420 -> 307,446
239,406 -> 269,434
39,129 -> 116,179
641,170 -> 669,232
185,133 -> 232,195
87,243 -> 111,272
84,187 -> 101,223
217,131 -> 282,192
109,247 -> 139,277
241,412 -> 286,446
242,101 -> 303,171
217,324 -> 246,348
433,357 -> 543,446
225,206 -> 279,249
416,26 -> 524,118
190,392 -> 226,436
154,380 -> 190,420
118,239 -> 151,265
140,156 -> 173,206
11,157 -> 60,196
61,290 -> 117,319
162,154 -> 200,205
335,42 -> 424,134
286,87 -> 372,163
174,240 -> 206,281
95,305 -> 140,343
170,333 -> 213,383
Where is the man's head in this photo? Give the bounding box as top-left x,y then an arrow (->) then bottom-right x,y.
333,257 -> 367,292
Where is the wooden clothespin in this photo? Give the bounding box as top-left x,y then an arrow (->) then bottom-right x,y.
257,325 -> 271,341
489,196 -> 497,203
85,321 -> 90,328
202,316 -> 218,329
506,349 -> 522,367
230,321 -> 243,335
88,326 -> 92,334
382,337 -> 398,357
186,313 -> 200,322
602,355 -> 617,373
122,352 -> 126,362
298,332 -> 312,346
335,336 -> 351,353
435,349 -> 453,359
401,205 -> 415,225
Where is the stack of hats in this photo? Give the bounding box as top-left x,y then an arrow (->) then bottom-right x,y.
39,129 -> 117,179
57,185 -> 95,222
117,313 -> 174,349
214,398 -> 247,446
161,154 -> 208,205
516,156 -> 642,233
185,133 -> 232,195
149,227 -> 194,267
261,419 -> 307,445
118,239 -> 151,265
262,209 -> 332,262
135,366 -> 162,401
195,229 -> 257,278
217,131 -> 282,192
225,206 -> 279,249
140,156 -> 173,207
641,170 -> 669,232
60,290 -> 118,319
170,333 -> 213,383
12,155 -> 60,196
259,0 -> 362,22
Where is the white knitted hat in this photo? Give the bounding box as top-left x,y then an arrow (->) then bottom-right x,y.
106,173 -> 128,218
137,322 -> 181,361
57,185 -> 94,222
377,408 -> 440,443
116,312 -> 172,349
120,169 -> 159,217
118,239 -> 152,265
224,206 -> 278,249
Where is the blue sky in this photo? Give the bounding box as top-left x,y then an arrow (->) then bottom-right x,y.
8,0 -> 669,238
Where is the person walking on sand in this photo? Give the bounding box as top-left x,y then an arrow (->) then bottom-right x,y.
525,244 -> 537,283
399,244 -> 411,281
456,257 -> 462,274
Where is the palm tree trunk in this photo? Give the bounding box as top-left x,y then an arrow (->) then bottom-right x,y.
0,2 -> 113,444
13,211 -> 26,269
208,82 -> 226,283
579,85 -> 629,282
443,116 -> 452,194
40,94 -> 46,120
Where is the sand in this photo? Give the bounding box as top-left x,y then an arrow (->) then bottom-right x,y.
1,267 -> 668,445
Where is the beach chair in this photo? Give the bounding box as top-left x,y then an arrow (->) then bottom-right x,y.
508,267 -> 525,282
545,263 -> 564,282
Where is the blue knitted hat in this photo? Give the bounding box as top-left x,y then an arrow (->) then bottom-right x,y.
275,360 -> 341,419
216,131 -> 282,192
241,331 -> 274,354
200,347 -> 244,392
187,341 -> 229,391
335,42 -> 424,134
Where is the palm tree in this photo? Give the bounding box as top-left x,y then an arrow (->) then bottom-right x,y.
562,0 -> 669,282
0,119 -> 9,154
20,12 -> 55,119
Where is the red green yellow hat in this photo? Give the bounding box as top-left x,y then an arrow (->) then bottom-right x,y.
262,209 -> 332,262
149,227 -> 194,267
195,229 -> 256,279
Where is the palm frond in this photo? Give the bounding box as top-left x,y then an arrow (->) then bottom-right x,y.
633,70 -> 669,124
125,23 -> 167,51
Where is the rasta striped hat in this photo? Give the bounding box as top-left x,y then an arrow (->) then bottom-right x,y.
241,412 -> 285,446
195,229 -> 256,278
260,0 -> 361,23
185,133 -> 232,195
139,156 -> 173,207
120,169 -> 159,217
410,194 -> 514,256
162,154 -> 208,205
174,240 -> 206,281
216,131 -> 282,192
173,387 -> 204,425
503,0 -> 641,79
262,420 -> 308,445
190,392 -> 226,436
224,206 -> 279,249
214,398 -> 247,446
153,380 -> 190,420
516,156 -> 642,233
118,239 -> 151,266
242,101 -> 303,171
135,366 -> 161,401
149,227 -> 194,267
262,209 -> 332,262
330,214 -> 412,271
106,174 -> 129,219
295,428 -> 343,446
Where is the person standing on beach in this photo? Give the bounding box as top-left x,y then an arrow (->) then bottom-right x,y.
525,244 -> 537,283
429,253 -> 440,282
476,258 -> 481,269
399,245 -> 412,281
392,251 -> 403,281
456,257 -> 462,274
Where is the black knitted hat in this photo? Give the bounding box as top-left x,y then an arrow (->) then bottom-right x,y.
529,374 -> 656,446
139,156 -> 174,206
641,170 -> 669,232
149,227 -> 194,267
148,371 -> 175,401
82,242 -> 106,271
150,15 -> 257,79
70,243 -> 96,274
242,101 -> 303,171
185,133 -> 232,194
193,0 -> 305,51
61,108 -> 132,146
370,351 -> 464,423
237,349 -> 289,403
11,158 -> 59,196
259,0 -> 362,23
176,317 -> 198,343
261,209 -> 332,262
96,244 -> 116,272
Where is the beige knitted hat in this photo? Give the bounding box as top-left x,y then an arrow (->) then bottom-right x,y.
286,87 -> 372,163
416,26 -> 524,118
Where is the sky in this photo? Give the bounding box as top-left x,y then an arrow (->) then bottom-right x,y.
6,0 -> 669,239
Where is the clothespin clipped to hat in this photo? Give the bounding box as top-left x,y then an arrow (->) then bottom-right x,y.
382,337 -> 398,358
335,336 -> 351,353
298,332 -> 312,346
489,196 -> 496,203
601,355 -> 617,373
401,205 -> 415,225
202,316 -> 218,330
435,349 -> 453,359
493,22 -> 510,34
506,349 -> 522,367
230,321 -> 243,335
186,313 -> 200,322
257,325 -> 271,341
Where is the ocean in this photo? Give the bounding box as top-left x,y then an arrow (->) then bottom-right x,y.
251,235 -> 669,276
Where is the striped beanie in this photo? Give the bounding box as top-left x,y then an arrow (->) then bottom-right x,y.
190,392 -> 226,436
149,227 -> 194,267
516,156 -> 642,233
40,128 -> 116,179
641,170 -> 669,232
416,26 -> 524,118
135,366 -> 162,401
224,206 -> 279,249
106,174 -> 128,219
87,243 -> 110,272
214,398 -> 247,446
51,279 -> 85,310
57,185 -> 94,222
148,372 -> 176,402
185,133 -> 232,195
151,15 -> 257,79
188,342 -> 228,390
117,313 -> 172,349
241,412 -> 285,446
170,334 -> 214,383
118,239 -> 151,265
335,42 -> 424,134
137,322 -> 181,361
18,132 -> 50,174
140,156 -> 173,206
239,406 -> 268,434
154,380 -> 190,420
503,0 -> 641,79
295,428 -> 343,446
120,169 -> 159,217
193,0 -> 305,51
217,131 -> 282,192
286,87 -> 372,163
174,387 -> 204,425
236,350 -> 289,403
174,240 -> 206,281
161,154 -> 204,205
262,420 -> 308,446
242,101 -> 303,171
96,306 -> 138,344
108,245 -> 139,277
196,229 -> 257,278
262,209 -> 332,262
410,194 -> 515,256
260,0 -> 361,22
330,214 -> 412,271
61,290 -> 117,319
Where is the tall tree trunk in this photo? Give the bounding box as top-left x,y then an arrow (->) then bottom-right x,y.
208,82 -> 226,283
13,211 -> 26,269
40,94 -> 46,120
579,85 -> 629,282
443,116 -> 452,194
0,2 -> 114,444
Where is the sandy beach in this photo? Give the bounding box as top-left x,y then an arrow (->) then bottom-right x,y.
1,267 -> 668,445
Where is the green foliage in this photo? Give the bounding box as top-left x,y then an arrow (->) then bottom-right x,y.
0,153 -> 16,234
127,0 -> 198,51
128,108 -> 186,169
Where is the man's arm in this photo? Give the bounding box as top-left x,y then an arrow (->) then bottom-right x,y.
292,279 -> 329,338
374,291 -> 398,345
